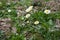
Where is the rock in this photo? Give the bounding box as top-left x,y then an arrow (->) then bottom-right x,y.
46,0 -> 60,12
0,18 -> 11,38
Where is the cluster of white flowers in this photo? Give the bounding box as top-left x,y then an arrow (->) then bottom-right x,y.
25,7 -> 51,25
25,6 -> 51,14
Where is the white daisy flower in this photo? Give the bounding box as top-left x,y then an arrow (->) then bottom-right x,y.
34,21 -> 39,25
25,6 -> 33,12
44,9 -> 51,14
8,9 -> 11,12
25,14 -> 31,18
26,21 -> 30,23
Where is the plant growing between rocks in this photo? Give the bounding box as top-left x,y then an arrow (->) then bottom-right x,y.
0,0 -> 60,40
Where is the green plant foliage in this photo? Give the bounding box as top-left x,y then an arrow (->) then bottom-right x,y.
0,0 -> 60,40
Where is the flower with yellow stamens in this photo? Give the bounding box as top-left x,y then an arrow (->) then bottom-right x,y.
25,14 -> 31,18
34,21 -> 39,25
44,9 -> 51,14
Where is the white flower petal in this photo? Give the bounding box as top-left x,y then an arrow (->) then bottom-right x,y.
44,10 -> 51,14
26,21 -> 30,23
34,21 -> 39,25
8,9 -> 11,12
25,6 -> 33,12
25,14 -> 31,18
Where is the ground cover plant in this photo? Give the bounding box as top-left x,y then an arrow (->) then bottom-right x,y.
0,0 -> 60,40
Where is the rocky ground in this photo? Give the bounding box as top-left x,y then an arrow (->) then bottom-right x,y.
0,0 -> 60,40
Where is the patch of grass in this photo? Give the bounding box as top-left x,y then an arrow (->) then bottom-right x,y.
0,0 -> 60,40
